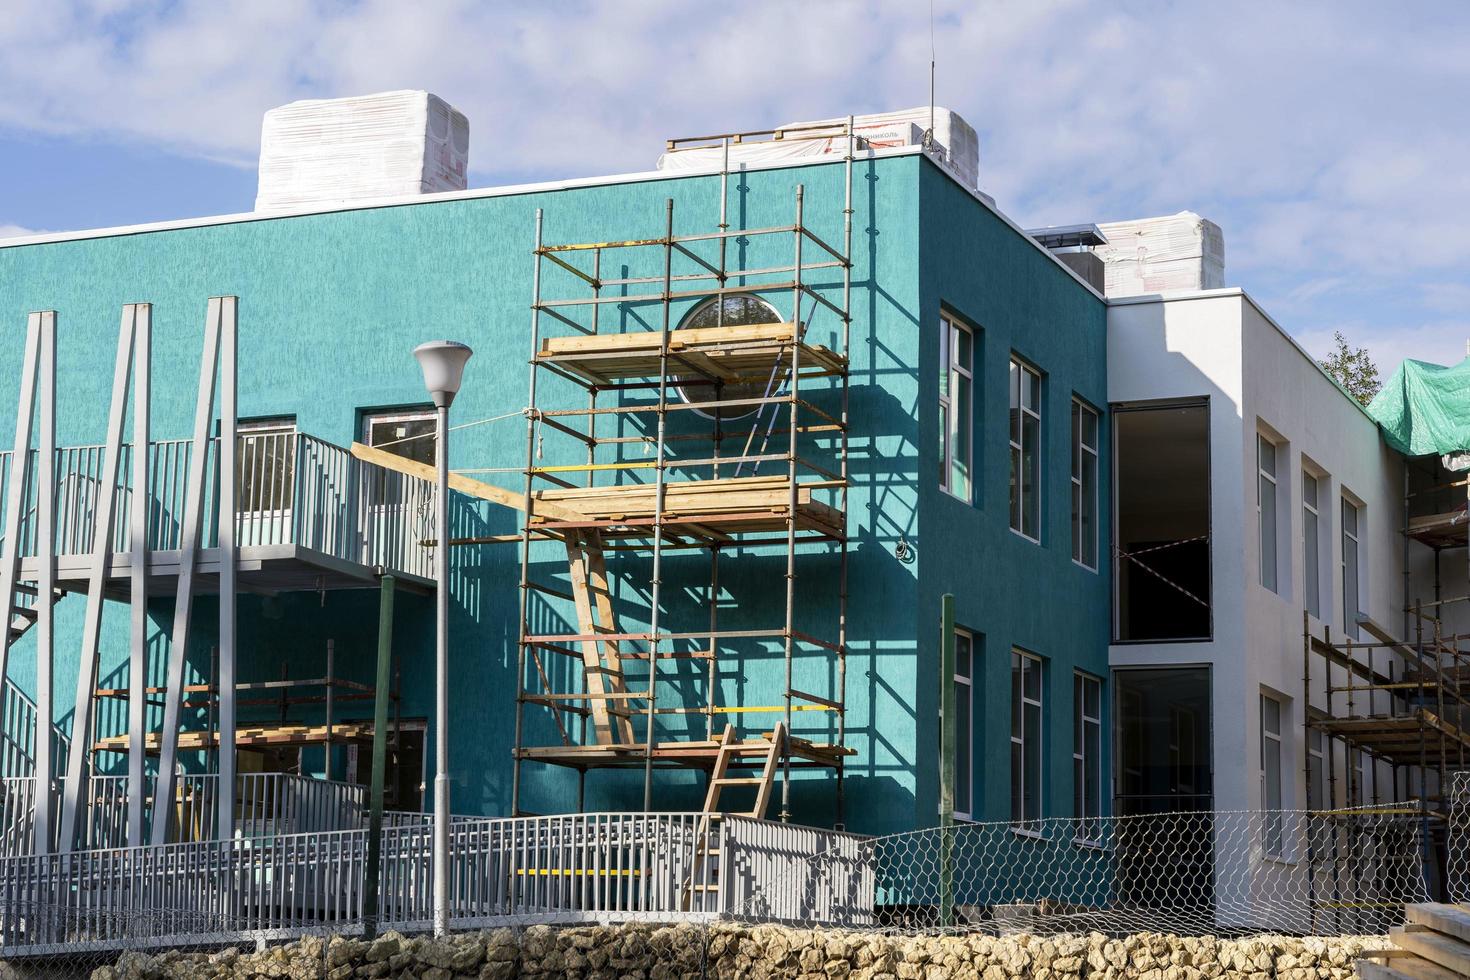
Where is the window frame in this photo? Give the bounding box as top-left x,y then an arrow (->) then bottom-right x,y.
953,627 -> 974,821
1110,398 -> 1214,645
1011,649 -> 1044,831
361,407 -> 438,509
235,416 -> 298,518
1257,433 -> 1279,593
1071,399 -> 1099,570
1260,692 -> 1285,857
677,293 -> 786,421
1073,671 -> 1102,843
1009,357 -> 1042,542
1307,727 -> 1325,811
1341,495 -> 1362,638
938,313 -> 975,502
1302,469 -> 1321,620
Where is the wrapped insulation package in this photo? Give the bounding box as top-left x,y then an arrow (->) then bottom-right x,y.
1094,212 -> 1225,296
657,106 -> 980,191
255,90 -> 469,213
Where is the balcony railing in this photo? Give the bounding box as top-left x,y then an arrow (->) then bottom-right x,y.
0,772 -> 372,857
0,431 -> 434,582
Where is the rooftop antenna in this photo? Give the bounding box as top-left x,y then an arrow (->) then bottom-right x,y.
925,0 -> 937,151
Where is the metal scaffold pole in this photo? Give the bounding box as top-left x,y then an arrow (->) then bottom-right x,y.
643,198 -> 676,812
509,128 -> 852,825
511,209 -> 545,818
779,185 -> 804,823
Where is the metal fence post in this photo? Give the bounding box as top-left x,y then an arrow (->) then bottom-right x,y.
939,593 -> 955,927
364,574 -> 395,937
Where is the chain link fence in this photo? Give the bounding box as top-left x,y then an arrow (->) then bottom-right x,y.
0,802 -> 1459,974
729,807 -> 1434,938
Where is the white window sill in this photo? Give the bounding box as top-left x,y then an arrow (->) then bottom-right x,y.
1009,527 -> 1040,545
1072,558 -> 1098,574
1010,826 -> 1045,841
1261,851 -> 1298,868
1073,836 -> 1105,851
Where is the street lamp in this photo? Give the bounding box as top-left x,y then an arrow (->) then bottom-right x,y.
414,340 -> 472,938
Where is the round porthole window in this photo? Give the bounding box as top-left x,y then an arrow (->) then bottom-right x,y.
675,293 -> 786,421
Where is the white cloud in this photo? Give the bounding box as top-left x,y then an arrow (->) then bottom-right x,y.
0,0 -> 1464,367
0,224 -> 43,240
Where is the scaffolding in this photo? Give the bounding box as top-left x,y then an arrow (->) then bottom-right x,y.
1301,455 -> 1470,909
509,122 -> 858,825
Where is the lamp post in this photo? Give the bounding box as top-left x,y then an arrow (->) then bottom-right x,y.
414,339 -> 472,938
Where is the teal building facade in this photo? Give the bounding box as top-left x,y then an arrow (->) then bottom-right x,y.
0,150 -> 1109,837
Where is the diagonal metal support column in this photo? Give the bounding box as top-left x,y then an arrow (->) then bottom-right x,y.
32,312 -> 56,854
0,315 -> 41,746
152,298 -> 222,847
59,305 -> 137,852
216,297 -> 238,841
127,305 -> 151,847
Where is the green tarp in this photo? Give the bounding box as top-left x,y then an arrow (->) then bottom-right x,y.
1366,357 -> 1470,457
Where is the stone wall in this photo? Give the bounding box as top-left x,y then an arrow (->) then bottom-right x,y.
77,924 -> 1390,980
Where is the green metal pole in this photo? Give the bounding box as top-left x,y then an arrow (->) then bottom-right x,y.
364,575 -> 396,938
939,593 -> 955,928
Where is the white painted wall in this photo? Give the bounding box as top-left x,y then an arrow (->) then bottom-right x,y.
1107,289 -> 1411,817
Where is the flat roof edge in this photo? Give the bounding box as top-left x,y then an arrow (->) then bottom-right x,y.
0,145 -> 933,250
1107,287 -> 1379,425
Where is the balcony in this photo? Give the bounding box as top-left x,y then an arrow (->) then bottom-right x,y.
0,430 -> 435,597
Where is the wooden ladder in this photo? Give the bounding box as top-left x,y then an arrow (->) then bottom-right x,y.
563,529 -> 635,745
683,722 -> 788,910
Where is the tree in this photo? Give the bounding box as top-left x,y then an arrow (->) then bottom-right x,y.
1318,331 -> 1381,406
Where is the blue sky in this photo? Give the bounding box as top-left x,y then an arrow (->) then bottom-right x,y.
0,0 -> 1466,371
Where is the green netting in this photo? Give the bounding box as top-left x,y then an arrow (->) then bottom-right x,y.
1366,356 -> 1470,457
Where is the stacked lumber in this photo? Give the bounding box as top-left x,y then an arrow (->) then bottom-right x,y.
531,475 -> 843,537
94,721 -> 374,754
1358,903 -> 1470,979
536,322 -> 846,384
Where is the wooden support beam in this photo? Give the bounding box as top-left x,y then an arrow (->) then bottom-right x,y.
350,441 -> 585,522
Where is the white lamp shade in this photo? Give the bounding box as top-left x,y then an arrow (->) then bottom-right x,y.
414,340 -> 474,408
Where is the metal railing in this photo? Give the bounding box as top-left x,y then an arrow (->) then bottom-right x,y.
0,681 -> 68,780
0,772 -> 371,856
0,431 -> 434,580
0,812 -> 867,956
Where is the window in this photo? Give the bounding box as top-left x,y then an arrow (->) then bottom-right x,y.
1009,359 -> 1041,540
364,409 -> 437,465
1342,497 -> 1361,638
1303,471 -> 1321,619
1261,693 -> 1284,855
677,294 -> 784,420
1114,402 -> 1211,641
1257,434 -> 1278,593
954,629 -> 974,820
1307,728 -> 1325,811
363,409 -> 436,507
1011,650 -> 1043,827
1073,673 -> 1102,840
1071,400 -> 1099,569
939,315 -> 974,500
1354,747 -> 1377,807
237,418 -> 297,515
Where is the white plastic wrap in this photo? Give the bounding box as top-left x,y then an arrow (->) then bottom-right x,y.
1093,212 -> 1226,296
657,106 -> 980,190
255,90 -> 469,213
